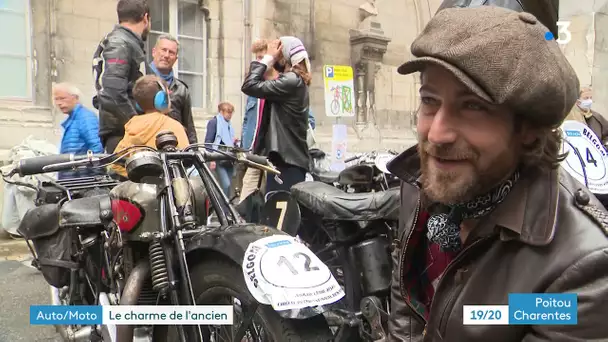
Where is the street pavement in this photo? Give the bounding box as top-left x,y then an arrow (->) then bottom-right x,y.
0,238 -> 62,342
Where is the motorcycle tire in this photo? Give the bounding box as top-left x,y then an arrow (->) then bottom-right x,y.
155,258 -> 334,342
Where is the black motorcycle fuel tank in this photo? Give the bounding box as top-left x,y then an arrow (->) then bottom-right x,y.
338,164 -> 375,186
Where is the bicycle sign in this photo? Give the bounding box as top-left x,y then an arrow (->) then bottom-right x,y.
323,65 -> 355,117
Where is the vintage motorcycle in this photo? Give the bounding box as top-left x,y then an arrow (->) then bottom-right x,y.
309,149 -> 400,192
260,150 -> 400,341
7,131 -> 343,342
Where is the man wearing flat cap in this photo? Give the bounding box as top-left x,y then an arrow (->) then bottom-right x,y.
386,6 -> 608,342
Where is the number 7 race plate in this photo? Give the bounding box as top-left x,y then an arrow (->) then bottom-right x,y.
560,120 -> 608,194
242,235 -> 345,311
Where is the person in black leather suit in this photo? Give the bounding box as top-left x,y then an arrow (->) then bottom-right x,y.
92,0 -> 151,153
241,37 -> 312,194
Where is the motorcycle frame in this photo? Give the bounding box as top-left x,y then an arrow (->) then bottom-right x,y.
122,150 -> 300,342
17,147 -> 322,342
143,150 -> 244,342
295,207 -> 395,342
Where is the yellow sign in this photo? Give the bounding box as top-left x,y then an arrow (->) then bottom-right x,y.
323,65 -> 354,82
322,65 -> 355,117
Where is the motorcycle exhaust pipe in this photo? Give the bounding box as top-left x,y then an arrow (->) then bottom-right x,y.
116,260 -> 150,342
99,292 -> 117,342
50,286 -> 72,341
54,324 -> 94,342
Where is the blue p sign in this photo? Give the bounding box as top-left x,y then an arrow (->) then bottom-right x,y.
325,66 -> 334,78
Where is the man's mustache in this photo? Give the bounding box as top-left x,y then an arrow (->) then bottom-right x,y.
420,142 -> 478,161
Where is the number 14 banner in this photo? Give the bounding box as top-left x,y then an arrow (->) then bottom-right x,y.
560,120 -> 608,194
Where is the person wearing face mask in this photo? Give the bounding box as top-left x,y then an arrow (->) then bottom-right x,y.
565,86 -> 608,146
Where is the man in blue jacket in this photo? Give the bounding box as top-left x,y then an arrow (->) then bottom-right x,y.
53,83 -> 104,179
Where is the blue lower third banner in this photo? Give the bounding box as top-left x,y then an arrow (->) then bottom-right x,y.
31,305 -> 103,325
508,293 -> 577,325
30,305 -> 233,325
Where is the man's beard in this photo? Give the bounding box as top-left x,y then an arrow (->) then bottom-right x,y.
419,140 -> 516,205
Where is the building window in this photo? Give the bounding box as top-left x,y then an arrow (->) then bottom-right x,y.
0,0 -> 32,100
146,0 -> 208,109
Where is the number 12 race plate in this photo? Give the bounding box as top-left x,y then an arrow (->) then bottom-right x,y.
560,120 -> 608,194
242,235 -> 345,311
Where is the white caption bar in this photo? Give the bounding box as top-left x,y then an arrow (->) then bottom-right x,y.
103,305 -> 233,325
463,305 -> 509,325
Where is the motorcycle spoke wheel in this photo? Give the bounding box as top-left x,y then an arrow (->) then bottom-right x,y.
200,293 -> 271,342
155,258 -> 332,342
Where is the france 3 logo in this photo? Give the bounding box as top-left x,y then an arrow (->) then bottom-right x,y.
551,21 -> 572,45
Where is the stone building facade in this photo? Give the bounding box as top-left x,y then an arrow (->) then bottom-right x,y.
0,0 -> 606,158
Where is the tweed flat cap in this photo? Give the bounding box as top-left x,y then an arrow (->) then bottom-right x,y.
398,6 -> 579,126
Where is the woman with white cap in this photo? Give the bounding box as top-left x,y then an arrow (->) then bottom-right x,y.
241,36 -> 312,194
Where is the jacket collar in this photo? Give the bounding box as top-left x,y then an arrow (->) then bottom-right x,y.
387,145 -> 559,246
61,104 -> 82,129
115,25 -> 144,49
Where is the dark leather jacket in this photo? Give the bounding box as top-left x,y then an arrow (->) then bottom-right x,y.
386,146 -> 608,342
241,61 -> 310,171
92,25 -> 147,144
167,78 -> 197,144
586,110 -> 608,146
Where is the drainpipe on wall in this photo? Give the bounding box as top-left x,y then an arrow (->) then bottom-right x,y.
200,1 -> 210,111
218,0 -> 225,102
309,0 -> 316,60
243,0 -> 252,70
242,0 -> 252,117
48,0 -> 59,124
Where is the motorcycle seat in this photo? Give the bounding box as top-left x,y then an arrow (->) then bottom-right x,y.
59,194 -> 114,228
291,181 -> 400,221
315,171 -> 340,184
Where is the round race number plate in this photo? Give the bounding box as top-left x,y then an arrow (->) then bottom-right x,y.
560,120 -> 608,194
242,235 -> 345,311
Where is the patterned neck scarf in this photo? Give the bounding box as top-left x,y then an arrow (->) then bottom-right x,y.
426,170 -> 520,252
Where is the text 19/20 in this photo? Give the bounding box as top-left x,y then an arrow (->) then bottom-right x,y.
470,309 -> 501,320
462,305 -> 509,325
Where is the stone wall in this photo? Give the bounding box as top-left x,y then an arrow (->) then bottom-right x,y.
206,0 -> 247,129
2,0 -> 607,158
560,0 -> 608,115
254,0 -> 449,152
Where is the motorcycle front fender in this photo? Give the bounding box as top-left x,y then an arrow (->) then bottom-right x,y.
185,223 -> 335,320
185,223 -> 289,265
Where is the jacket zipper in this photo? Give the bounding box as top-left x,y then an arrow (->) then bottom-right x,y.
433,235 -> 494,337
398,196 -> 426,324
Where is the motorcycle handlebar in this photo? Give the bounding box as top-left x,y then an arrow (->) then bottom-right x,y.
243,153 -> 270,166
15,147 -> 277,176
16,154 -> 109,176
344,155 -> 360,163
203,150 -> 277,174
